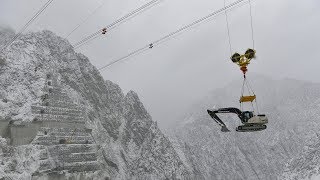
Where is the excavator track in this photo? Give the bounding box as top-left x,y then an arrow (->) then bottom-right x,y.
236,124 -> 267,132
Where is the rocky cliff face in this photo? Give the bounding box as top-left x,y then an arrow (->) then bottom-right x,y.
170,75 -> 320,180
0,28 -> 189,179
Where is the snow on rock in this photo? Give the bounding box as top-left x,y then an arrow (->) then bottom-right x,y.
0,28 -> 189,179
281,134 -> 320,180
0,137 -> 41,180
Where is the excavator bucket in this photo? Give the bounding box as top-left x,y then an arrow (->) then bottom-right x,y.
221,125 -> 230,132
239,95 -> 256,102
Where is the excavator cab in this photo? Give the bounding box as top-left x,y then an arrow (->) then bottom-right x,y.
241,111 -> 253,123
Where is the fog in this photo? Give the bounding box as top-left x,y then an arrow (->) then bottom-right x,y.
1,0 -> 319,129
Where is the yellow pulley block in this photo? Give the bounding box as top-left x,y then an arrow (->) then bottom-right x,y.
230,49 -> 256,75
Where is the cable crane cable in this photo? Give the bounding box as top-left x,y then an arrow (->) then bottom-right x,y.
1,0 -> 54,52
98,0 -> 248,71
73,31 -> 102,48
73,0 -> 163,49
65,0 -> 106,39
106,0 -> 162,30
74,0 -> 162,49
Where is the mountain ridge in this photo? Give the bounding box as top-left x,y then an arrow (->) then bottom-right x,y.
0,28 -> 190,179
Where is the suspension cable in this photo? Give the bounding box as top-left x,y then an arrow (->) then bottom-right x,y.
246,77 -> 260,114
73,30 -> 102,48
98,0 -> 248,71
73,0 -> 163,49
107,0 -> 162,30
65,0 -> 106,39
240,77 -> 246,111
1,0 -> 54,52
74,34 -> 103,50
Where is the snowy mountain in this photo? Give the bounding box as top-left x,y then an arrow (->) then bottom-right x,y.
2,27 -> 320,180
170,75 -> 320,180
0,28 -> 189,179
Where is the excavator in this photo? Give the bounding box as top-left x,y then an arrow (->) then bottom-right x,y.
207,49 -> 268,132
207,108 -> 267,132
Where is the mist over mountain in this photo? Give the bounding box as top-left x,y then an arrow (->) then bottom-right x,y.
169,75 -> 320,179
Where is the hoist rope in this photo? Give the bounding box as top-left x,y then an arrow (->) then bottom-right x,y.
236,0 -> 258,114
244,77 -> 254,95
240,76 -> 260,114
255,98 -> 260,114
224,0 -> 233,56
240,77 -> 246,111
246,77 -> 260,114
248,0 -> 255,49
98,0 -> 249,71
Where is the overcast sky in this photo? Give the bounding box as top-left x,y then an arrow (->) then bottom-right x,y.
0,0 -> 319,129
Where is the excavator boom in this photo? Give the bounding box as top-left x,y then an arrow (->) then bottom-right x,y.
207,107 -> 242,132
207,109 -> 230,132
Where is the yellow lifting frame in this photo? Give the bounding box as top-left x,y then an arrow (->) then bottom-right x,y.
240,95 -> 256,103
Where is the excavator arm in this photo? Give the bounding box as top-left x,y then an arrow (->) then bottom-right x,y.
207,107 -> 242,132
